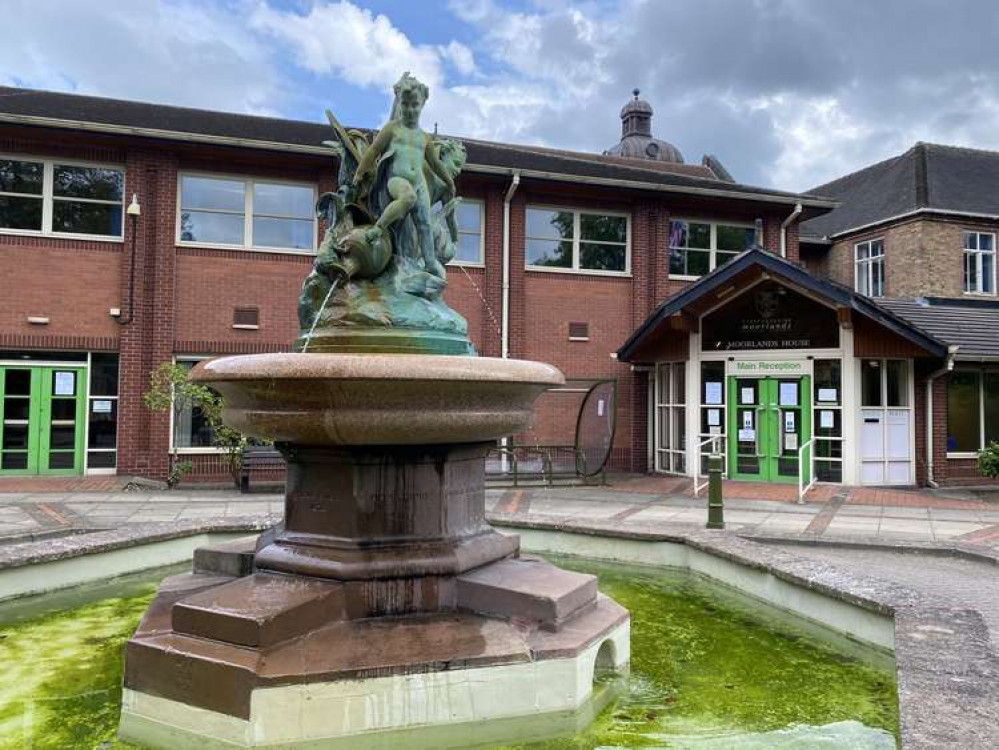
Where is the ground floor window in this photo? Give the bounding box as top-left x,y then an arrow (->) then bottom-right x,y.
813,359 -> 843,483
171,358 -> 217,450
947,369 -> 999,453
655,362 -> 686,473
699,361 -> 727,475
86,353 -> 118,470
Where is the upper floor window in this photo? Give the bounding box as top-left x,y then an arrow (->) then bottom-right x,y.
178,174 -> 315,252
854,238 -> 884,297
0,157 -> 124,238
668,219 -> 753,278
963,231 -> 995,295
525,207 -> 629,274
452,200 -> 483,265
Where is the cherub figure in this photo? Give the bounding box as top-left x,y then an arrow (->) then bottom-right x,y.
352,72 -> 455,279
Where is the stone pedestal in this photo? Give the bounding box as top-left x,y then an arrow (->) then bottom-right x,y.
118,354 -> 630,748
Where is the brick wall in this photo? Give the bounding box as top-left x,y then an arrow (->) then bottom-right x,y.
0,124 -> 809,481
819,216 -> 999,299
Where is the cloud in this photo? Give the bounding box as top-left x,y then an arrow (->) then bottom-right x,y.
0,0 -> 282,116
250,2 -> 444,90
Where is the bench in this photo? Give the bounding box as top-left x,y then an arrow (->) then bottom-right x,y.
239,445 -> 285,493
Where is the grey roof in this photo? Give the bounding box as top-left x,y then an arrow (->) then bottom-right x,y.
802,142 -> 999,238
875,297 -> 999,359
0,86 -> 832,208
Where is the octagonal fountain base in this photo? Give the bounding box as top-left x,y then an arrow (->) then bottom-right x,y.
118,354 -> 630,748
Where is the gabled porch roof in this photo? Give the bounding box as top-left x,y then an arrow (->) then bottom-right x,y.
617,249 -> 948,363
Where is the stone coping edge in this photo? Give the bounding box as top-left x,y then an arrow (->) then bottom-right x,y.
742,532 -> 999,566
0,516 -> 279,570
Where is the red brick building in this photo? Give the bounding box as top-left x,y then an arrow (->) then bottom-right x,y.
21,85 -> 977,489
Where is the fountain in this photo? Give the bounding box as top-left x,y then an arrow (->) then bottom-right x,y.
117,73 -> 630,747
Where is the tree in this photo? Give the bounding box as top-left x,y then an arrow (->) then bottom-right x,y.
143,362 -> 250,488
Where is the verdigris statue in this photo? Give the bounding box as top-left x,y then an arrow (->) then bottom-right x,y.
296,72 -> 473,354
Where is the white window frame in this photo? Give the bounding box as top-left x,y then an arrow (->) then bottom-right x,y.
525,205 -> 631,276
654,362 -> 687,474
0,154 -> 126,242
169,356 -> 223,454
946,367 -> 999,458
963,231 -> 996,296
176,171 -> 318,255
668,218 -> 754,280
449,198 -> 485,267
854,238 -> 885,297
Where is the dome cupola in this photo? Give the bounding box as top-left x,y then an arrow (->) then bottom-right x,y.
604,89 -> 684,164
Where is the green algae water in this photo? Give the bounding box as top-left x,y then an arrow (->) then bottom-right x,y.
0,560 -> 897,749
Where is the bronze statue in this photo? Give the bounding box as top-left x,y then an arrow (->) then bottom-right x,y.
296,72 -> 473,355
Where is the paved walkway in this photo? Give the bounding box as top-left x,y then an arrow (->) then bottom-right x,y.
0,477 -> 997,550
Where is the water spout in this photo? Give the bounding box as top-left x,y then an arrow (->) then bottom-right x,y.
302,273 -> 343,353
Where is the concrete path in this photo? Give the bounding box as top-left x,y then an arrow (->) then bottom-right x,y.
0,482 -> 997,552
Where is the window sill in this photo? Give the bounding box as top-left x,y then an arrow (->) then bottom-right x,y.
177,241 -> 315,256
173,447 -> 225,455
448,261 -> 485,269
669,274 -> 702,281
0,227 -> 124,243
962,291 -> 997,298
525,266 -> 631,278
946,452 -> 980,459
568,336 -> 590,342
232,324 -> 259,331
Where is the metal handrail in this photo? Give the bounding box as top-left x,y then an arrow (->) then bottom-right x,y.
797,436 -> 816,503
693,435 -> 725,498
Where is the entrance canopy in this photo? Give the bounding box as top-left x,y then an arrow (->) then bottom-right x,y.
617,249 -> 948,363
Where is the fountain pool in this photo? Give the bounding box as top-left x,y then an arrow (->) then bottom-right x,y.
0,557 -> 896,750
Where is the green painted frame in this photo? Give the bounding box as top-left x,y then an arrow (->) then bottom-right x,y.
727,376 -> 811,484
0,366 -> 86,476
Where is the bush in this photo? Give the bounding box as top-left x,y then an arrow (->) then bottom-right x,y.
143,362 -> 255,489
979,442 -> 999,479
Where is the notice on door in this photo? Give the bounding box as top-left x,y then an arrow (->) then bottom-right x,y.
740,387 -> 754,405
707,409 -> 721,427
54,371 -> 75,396
705,382 -> 723,405
784,412 -> 796,433
779,382 -> 798,407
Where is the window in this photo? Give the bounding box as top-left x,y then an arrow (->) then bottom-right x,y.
813,359 -> 843,482
947,369 -> 999,453
0,157 -> 124,238
963,231 -> 995,295
525,207 -> 628,273
171,359 -> 217,450
179,174 -> 315,252
87,353 -> 118,470
855,239 -> 885,297
453,200 -> 483,264
668,219 -> 753,278
655,362 -> 686,473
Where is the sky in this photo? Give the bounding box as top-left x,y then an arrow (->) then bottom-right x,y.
3,0 -> 999,192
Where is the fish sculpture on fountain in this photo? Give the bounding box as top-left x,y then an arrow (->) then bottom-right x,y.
296,71 -> 473,354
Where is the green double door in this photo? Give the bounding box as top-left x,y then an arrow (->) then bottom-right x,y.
728,376 -> 811,483
0,366 -> 86,475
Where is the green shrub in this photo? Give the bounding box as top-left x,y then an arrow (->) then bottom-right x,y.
979,442 -> 999,479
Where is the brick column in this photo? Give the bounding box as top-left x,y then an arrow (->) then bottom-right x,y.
480,186 -> 505,358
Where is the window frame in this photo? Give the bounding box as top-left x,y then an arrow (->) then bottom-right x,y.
854,238 -> 885,297
962,230 -> 996,296
169,356 -> 224,454
450,198 -> 485,267
524,204 -> 631,277
946,367 -> 999,457
176,171 -> 318,255
0,154 -> 126,242
668,218 -> 755,280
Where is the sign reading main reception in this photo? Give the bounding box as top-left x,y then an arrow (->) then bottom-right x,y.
702,282 -> 839,351
726,359 -> 813,376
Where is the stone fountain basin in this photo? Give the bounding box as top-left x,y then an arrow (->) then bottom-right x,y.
191,353 -> 564,446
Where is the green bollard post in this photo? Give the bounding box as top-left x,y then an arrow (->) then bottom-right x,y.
706,453 -> 724,529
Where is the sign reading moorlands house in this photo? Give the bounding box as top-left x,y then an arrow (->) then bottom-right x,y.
701,282 -> 839,351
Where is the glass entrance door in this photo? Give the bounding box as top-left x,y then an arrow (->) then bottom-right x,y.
728,376 -> 811,483
0,366 -> 86,475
